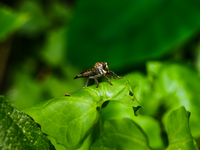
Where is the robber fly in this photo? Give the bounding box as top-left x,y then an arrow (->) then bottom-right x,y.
74,62 -> 123,88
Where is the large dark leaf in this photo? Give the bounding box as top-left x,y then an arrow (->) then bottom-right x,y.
67,0 -> 200,69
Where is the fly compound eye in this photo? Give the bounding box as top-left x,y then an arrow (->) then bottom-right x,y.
103,62 -> 109,70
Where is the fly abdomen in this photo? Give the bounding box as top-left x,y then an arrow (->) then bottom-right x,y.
74,74 -> 82,79
74,68 -> 95,79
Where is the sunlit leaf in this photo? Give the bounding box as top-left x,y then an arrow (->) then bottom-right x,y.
0,96 -> 54,150
125,72 -> 162,116
146,62 -> 200,138
24,77 -> 140,149
165,106 -> 198,150
90,118 -> 151,150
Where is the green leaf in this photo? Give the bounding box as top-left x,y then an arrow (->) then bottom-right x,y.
0,96 -> 54,150
125,72 -> 162,116
131,115 -> 164,149
90,118 -> 151,150
24,77 -> 140,150
102,101 -> 164,149
165,106 -> 198,150
67,0 -> 200,69
0,5 -> 28,42
151,62 -> 200,137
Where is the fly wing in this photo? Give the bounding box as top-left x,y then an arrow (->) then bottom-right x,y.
74,68 -> 95,79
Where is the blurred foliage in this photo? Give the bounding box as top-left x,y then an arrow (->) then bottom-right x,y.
0,5 -> 28,42
148,62 -> 200,137
0,0 -> 200,149
0,0 -> 84,111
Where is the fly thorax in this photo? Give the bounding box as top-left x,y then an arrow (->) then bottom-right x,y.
99,68 -> 107,75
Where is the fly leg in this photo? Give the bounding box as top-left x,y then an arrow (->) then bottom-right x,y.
88,74 -> 103,88
107,74 -> 116,79
103,74 -> 113,86
85,77 -> 98,87
109,71 -> 124,79
93,77 -> 99,88
106,73 -> 114,79
85,78 -> 90,87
